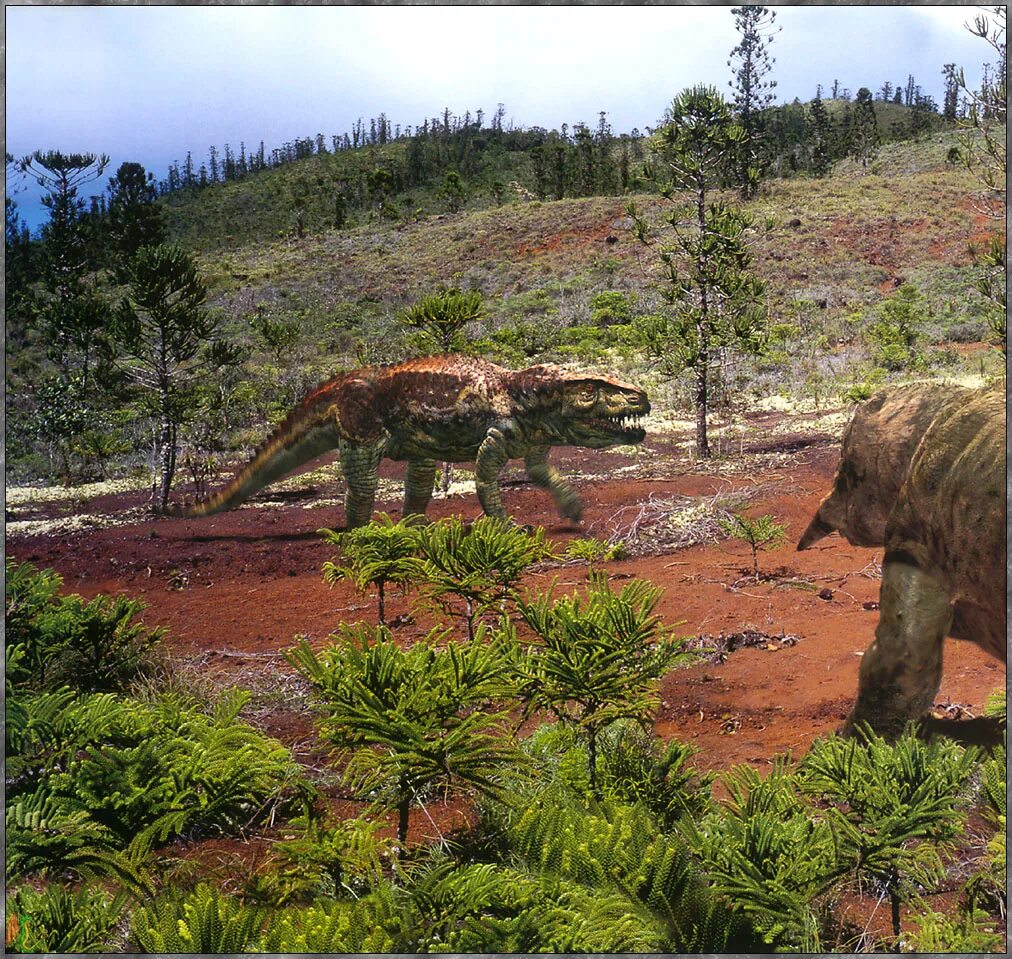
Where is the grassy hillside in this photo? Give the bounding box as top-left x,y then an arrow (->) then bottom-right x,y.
161,99 -> 947,254
188,128 -> 997,365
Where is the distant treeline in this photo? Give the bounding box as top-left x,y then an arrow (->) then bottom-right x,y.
160,71 -> 955,190
136,86 -> 950,211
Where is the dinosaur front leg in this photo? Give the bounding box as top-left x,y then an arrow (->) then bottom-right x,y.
524,447 -> 583,522
339,443 -> 383,528
474,428 -> 512,520
403,459 -> 437,519
843,554 -> 951,740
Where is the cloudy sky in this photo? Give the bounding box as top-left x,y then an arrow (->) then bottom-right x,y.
6,3 -> 995,230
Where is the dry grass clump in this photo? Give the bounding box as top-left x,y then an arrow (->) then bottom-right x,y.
602,486 -> 763,556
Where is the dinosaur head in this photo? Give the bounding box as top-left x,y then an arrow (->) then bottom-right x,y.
517,365 -> 651,448
797,383 -> 963,550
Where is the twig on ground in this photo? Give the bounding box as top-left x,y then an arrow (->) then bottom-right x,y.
603,485 -> 769,557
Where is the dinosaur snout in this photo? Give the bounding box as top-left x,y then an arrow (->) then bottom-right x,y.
797,512 -> 835,550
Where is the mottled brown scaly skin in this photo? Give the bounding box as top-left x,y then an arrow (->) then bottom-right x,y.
176,355 -> 650,528
798,382 -> 1006,737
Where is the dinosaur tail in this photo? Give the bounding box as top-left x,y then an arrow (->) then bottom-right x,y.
176,406 -> 342,518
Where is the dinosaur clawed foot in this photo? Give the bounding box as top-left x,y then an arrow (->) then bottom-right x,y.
556,498 -> 584,523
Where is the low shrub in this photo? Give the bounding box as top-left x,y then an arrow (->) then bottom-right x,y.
863,284 -> 929,371
6,689 -> 315,884
130,883 -> 268,954
943,318 -> 989,343
5,560 -> 164,694
563,536 -> 627,565
5,884 -> 126,954
588,290 -> 637,326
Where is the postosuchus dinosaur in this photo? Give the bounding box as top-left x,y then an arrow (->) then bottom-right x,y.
798,382 -> 1006,737
176,354 -> 650,527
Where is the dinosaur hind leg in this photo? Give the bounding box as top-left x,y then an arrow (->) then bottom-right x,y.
843,554 -> 951,740
524,448 -> 582,522
403,459 -> 437,520
474,428 -> 511,520
339,443 -> 383,528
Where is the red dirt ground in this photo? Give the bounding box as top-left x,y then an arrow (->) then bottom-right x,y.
8,425 -> 1003,778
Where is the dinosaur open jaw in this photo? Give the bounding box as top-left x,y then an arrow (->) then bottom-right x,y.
589,413 -> 647,443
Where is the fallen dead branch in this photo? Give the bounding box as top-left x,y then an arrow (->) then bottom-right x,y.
601,485 -> 767,557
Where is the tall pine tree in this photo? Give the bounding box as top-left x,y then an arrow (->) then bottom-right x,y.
808,91 -> 832,176
629,87 -> 768,459
107,162 -> 166,272
727,5 -> 780,199
111,246 -> 235,510
851,88 -> 880,169
19,150 -> 110,394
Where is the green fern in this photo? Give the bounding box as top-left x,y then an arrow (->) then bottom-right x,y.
982,685 -> 1006,721
900,907 -> 1005,953
7,690 -> 315,882
5,790 -> 151,896
403,855 -> 664,953
595,719 -> 715,826
5,884 -> 126,954
507,791 -> 757,951
5,685 -> 77,770
258,891 -> 402,952
130,884 -> 267,953
5,560 -> 64,649
273,814 -> 393,902
542,880 -> 665,953
979,751 -> 1006,820
5,560 -> 163,693
966,737 -> 1006,913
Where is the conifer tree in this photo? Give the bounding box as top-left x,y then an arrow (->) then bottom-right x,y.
107,162 -> 165,271
110,245 -> 235,510
629,86 -> 768,459
808,92 -> 832,175
574,124 -> 596,196
19,150 -> 111,401
953,5 -> 1006,352
941,64 -> 960,120
511,572 -> 686,797
727,5 -> 779,199
400,287 -> 485,490
287,623 -> 520,852
850,87 -> 880,169
904,74 -> 916,105
5,153 -> 35,320
20,151 -> 108,309
438,170 -> 466,213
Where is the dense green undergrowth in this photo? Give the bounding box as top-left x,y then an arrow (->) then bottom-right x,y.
4,528 -> 1006,953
